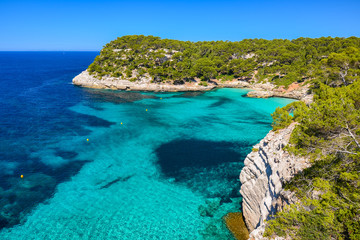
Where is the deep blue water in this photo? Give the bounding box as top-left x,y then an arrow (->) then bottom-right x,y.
0,51 -> 99,227
0,52 -> 294,239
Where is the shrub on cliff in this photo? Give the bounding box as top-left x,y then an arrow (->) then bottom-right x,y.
271,107 -> 293,131
265,80 -> 360,240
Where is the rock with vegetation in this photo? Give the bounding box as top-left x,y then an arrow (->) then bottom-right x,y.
240,123 -> 310,234
73,35 -> 360,95
263,81 -> 360,240
242,80 -> 360,239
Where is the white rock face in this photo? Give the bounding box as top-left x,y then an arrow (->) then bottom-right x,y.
72,70 -> 312,101
246,91 -> 274,98
246,82 -> 311,101
239,123 -> 310,239
72,71 -> 215,92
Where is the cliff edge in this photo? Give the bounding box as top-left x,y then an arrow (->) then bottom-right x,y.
240,123 -> 310,239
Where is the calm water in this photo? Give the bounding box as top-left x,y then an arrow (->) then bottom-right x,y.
0,52 -> 294,239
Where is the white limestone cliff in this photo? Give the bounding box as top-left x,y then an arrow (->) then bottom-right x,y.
72,71 -> 311,101
239,123 -> 310,239
72,70 -> 217,92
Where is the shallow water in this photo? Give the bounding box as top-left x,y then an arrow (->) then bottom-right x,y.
0,52 -> 294,239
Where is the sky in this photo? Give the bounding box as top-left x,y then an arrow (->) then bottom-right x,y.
1,0 -> 360,51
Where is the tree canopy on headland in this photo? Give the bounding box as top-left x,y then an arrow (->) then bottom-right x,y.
88,35 -> 360,88
267,81 -> 360,240
267,45 -> 360,239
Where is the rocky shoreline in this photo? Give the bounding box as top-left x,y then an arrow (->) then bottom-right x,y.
72,70 -> 215,92
72,70 -> 312,102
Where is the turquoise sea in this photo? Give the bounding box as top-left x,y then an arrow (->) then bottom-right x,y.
0,52 -> 294,239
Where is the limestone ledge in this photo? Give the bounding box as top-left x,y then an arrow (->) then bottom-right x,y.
72,70 -> 216,92
72,71 -> 311,103
245,84 -> 312,104
239,123 -> 310,239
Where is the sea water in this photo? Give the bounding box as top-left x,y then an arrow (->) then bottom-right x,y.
0,52 -> 294,239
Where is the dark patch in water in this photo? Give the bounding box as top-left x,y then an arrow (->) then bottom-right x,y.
156,139 -> 251,200
99,175 -> 133,189
53,160 -> 92,183
84,102 -> 105,111
0,52 -> 102,230
84,89 -> 156,104
156,139 -> 242,174
253,120 -> 272,125
0,158 -> 91,230
233,119 -> 271,126
209,97 -> 232,108
55,150 -> 78,160
176,91 -> 205,98
78,113 -> 115,127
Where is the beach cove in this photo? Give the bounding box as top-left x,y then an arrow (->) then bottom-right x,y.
0,52 -> 294,239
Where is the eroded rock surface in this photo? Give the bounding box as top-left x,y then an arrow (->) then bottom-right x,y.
73,71 -> 215,92
239,123 -> 310,238
72,71 -> 311,101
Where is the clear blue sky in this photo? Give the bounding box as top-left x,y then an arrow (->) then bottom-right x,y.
1,0 -> 360,51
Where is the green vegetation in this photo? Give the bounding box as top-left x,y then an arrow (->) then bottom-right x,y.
88,35 -> 360,88
271,106 -> 293,131
266,79 -> 360,239
252,147 -> 259,152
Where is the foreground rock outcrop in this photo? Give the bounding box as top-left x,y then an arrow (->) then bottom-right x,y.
239,123 -> 310,239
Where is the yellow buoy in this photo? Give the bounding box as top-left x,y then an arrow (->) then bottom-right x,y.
20,175 -> 23,178
121,122 -> 123,125
146,109 -> 148,111
87,138 -> 89,142
160,98 -> 162,100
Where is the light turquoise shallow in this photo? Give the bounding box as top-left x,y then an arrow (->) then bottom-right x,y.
0,88 -> 294,239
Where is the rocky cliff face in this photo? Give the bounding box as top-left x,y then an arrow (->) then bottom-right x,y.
72,71 -> 311,100
72,70 -> 217,92
246,82 -> 313,104
239,123 -> 310,239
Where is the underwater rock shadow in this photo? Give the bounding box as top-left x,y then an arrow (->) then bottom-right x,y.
174,91 -> 205,98
0,158 -> 92,230
156,139 -> 241,172
98,175 -> 134,189
155,139 -> 251,201
83,89 -> 157,104
208,97 -> 232,108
